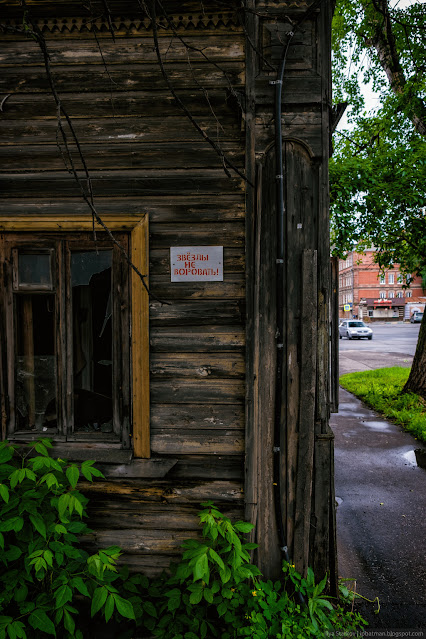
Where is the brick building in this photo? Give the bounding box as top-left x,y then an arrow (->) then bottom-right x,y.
339,248 -> 426,321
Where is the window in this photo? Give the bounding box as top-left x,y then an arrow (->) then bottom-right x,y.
406,290 -> 412,298
389,291 -> 394,298
379,290 -> 386,299
397,273 -> 403,284
0,215 -> 149,457
388,273 -> 394,285
396,291 -> 403,298
379,274 -> 385,285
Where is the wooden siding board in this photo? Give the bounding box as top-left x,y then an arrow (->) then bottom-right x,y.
0,63 -> 245,93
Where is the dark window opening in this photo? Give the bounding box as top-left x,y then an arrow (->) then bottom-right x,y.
1,234 -> 130,446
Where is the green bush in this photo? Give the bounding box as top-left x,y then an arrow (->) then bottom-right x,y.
136,502 -> 367,639
0,439 -> 137,639
0,440 -> 367,639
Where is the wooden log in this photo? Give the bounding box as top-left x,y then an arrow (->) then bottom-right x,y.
0,91 -> 242,120
149,300 -> 245,326
0,36 -> 244,65
150,379 -> 245,404
0,143 -> 245,171
150,326 -> 245,351
149,280 -> 245,301
149,222 -> 245,248
86,503 -> 243,530
167,454 -> 244,480
0,63 -> 245,93
150,353 -> 245,379
0,198 -> 245,223
80,479 -> 245,504
151,429 -> 244,455
151,404 -> 244,430
0,117 -> 243,144
0,171 -> 244,198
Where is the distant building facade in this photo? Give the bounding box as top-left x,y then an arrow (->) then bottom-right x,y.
339,249 -> 426,321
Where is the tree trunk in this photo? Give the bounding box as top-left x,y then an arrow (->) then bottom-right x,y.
403,311 -> 426,401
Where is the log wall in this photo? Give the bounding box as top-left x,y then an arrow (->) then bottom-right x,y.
0,0 -> 246,572
0,0 -> 337,583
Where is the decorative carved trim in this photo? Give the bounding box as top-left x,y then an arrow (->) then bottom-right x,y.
2,13 -> 241,35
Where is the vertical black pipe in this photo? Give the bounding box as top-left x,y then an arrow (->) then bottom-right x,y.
272,30 -> 294,566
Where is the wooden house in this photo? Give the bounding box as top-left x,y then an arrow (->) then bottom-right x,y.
0,0 -> 337,585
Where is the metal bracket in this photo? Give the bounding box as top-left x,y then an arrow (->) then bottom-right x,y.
269,80 -> 283,85
273,446 -> 280,453
275,174 -> 283,180
277,343 -> 283,349
276,259 -> 284,264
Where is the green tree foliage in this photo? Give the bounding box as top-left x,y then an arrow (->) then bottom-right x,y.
330,0 -> 426,398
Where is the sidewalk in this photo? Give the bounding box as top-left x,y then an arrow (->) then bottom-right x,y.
331,351 -> 426,631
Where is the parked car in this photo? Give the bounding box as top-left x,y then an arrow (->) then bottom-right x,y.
339,320 -> 373,340
410,312 -> 423,323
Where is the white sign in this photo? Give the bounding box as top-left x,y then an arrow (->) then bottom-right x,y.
170,246 -> 223,282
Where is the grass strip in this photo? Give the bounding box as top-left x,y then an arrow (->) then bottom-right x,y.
339,366 -> 426,444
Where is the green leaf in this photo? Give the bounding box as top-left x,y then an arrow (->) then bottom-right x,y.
58,493 -> 70,519
234,521 -> 254,533
70,577 -> 90,598
189,590 -> 203,605
203,588 -> 213,604
34,442 -> 49,457
5,545 -> 22,561
73,496 -> 83,518
0,484 -> 10,503
28,611 -> 56,636
0,446 -> 13,464
143,601 -> 157,618
54,524 -> 67,535
193,552 -> 209,582
208,548 -> 225,570
66,466 -> 79,489
55,584 -> 72,609
29,514 -> 46,539
104,595 -> 115,623
63,610 -> 75,635
0,517 -> 24,533
91,587 -> 108,617
113,595 -> 135,620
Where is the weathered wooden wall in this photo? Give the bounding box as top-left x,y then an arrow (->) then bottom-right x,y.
244,0 -> 337,584
0,0 -> 337,583
0,0 -> 246,572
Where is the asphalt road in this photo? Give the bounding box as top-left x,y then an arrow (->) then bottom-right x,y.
339,323 -> 420,376
332,322 -> 426,630
339,322 -> 421,355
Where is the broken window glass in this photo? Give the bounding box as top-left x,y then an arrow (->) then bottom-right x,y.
71,250 -> 113,433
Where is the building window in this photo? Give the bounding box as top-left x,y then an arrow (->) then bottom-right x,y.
396,291 -> 403,298
388,273 -> 394,285
379,274 -> 385,285
379,290 -> 386,299
389,291 -> 394,298
397,273 -> 403,284
0,215 -> 150,457
406,290 -> 412,298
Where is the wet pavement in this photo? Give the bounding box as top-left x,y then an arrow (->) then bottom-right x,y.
331,350 -> 426,631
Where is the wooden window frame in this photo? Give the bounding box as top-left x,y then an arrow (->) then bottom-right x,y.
0,214 -> 150,458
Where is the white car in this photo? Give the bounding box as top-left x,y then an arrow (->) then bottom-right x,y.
339,320 -> 373,340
